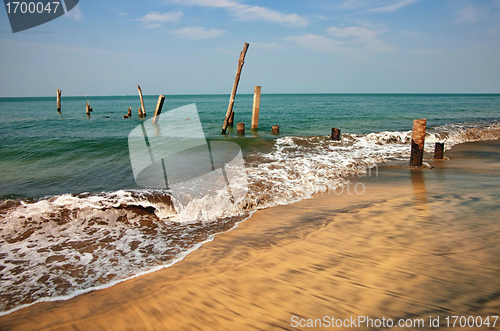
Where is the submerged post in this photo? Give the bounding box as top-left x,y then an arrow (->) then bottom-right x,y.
237,122 -> 245,135
251,86 -> 261,130
271,125 -> 279,135
331,127 -> 341,141
152,95 -> 165,125
137,84 -> 146,117
222,42 -> 249,134
56,89 -> 62,112
434,142 -> 444,160
410,119 -> 427,166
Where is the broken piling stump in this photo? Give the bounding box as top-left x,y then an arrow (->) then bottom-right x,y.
86,100 -> 92,116
128,107 -> 132,118
56,89 -> 61,112
237,122 -> 245,135
434,142 -> 444,160
410,119 -> 427,166
271,125 -> 279,135
331,127 -> 341,141
222,42 -> 249,134
251,86 -> 261,130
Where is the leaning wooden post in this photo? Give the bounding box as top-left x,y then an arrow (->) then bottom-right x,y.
331,127 -> 341,141
152,95 -> 165,125
271,125 -> 279,135
137,84 -> 146,117
251,86 -> 261,130
56,89 -> 62,112
222,43 -> 249,134
434,142 -> 444,160
410,119 -> 427,166
237,122 -> 245,135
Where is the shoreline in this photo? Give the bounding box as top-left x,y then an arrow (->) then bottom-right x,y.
1,140 -> 499,330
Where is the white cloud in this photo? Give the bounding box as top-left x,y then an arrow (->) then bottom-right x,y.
366,0 -> 419,13
173,26 -> 225,39
65,6 -> 82,21
167,0 -> 308,27
455,5 -> 482,23
137,11 -> 183,28
286,25 -> 394,55
284,34 -> 345,54
251,42 -> 281,50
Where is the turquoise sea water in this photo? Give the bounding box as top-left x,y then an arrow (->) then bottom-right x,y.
1,94 -> 499,198
0,93 -> 499,315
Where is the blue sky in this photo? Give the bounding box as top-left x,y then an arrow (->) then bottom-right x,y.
1,0 -> 500,96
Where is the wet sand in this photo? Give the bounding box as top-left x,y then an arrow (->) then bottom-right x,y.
1,141 -> 500,330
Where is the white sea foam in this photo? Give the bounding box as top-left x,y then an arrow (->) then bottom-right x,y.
1,121 -> 499,315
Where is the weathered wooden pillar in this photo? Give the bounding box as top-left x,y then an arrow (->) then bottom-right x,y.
331,127 -> 341,141
228,111 -> 234,127
56,89 -> 62,112
222,42 -> 249,134
127,107 -> 132,117
434,142 -> 444,160
152,95 -> 165,125
138,107 -> 143,118
410,119 -> 427,166
251,86 -> 261,130
237,122 -> 245,135
86,100 -> 92,116
137,84 -> 146,117
271,125 -> 279,135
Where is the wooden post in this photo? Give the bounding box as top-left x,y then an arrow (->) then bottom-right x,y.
271,125 -> 279,135
222,43 -> 249,134
434,142 -> 444,160
410,119 -> 427,166
56,89 -> 62,112
228,111 -> 234,127
237,122 -> 245,135
127,107 -> 132,117
86,100 -> 92,116
138,107 -> 143,118
331,127 -> 341,141
251,86 -> 261,130
152,95 -> 165,125
137,84 -> 146,117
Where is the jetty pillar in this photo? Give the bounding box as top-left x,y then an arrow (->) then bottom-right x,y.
434,142 -> 444,160
237,122 -> 245,135
271,125 -> 279,135
410,119 -> 427,166
331,127 -> 341,141
152,95 -> 165,125
222,42 -> 249,134
137,85 -> 146,117
56,89 -> 62,112
251,86 -> 261,130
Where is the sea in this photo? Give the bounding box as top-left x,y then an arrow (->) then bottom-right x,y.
0,93 -> 499,315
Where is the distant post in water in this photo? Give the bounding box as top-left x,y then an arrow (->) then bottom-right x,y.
251,86 -> 261,130
222,42 -> 250,134
138,107 -> 143,118
56,89 -> 62,112
152,95 -> 165,125
237,122 -> 245,135
127,107 -> 132,118
410,119 -> 427,166
137,84 -> 146,117
86,100 -> 92,116
271,125 -> 279,135
434,142 -> 444,160
331,127 -> 341,141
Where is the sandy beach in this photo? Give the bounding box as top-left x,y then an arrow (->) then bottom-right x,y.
1,140 -> 499,330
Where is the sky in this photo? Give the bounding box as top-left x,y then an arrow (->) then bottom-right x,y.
1,0 -> 500,96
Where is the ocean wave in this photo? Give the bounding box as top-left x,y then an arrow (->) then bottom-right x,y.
1,120 -> 499,315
